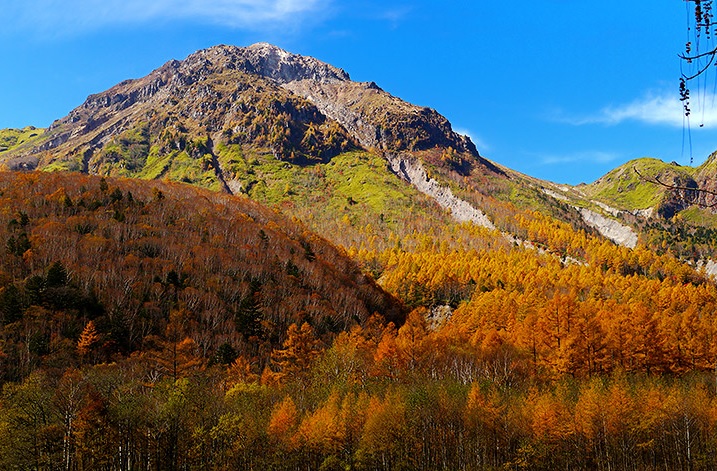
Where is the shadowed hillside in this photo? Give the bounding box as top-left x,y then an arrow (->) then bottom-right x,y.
0,171 -> 403,383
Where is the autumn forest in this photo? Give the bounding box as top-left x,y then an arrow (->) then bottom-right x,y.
1,169 -> 717,471
4,37 -> 717,471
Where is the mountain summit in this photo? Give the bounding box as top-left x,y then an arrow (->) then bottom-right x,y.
1,43 -> 483,179
223,42 -> 351,84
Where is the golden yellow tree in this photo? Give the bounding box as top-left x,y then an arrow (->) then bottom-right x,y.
296,390 -> 346,456
271,322 -> 323,385
77,321 -> 100,363
267,395 -> 299,452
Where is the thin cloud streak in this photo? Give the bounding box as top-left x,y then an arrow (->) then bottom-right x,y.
556,92 -> 717,129
379,6 -> 413,25
5,0 -> 329,36
537,151 -> 621,166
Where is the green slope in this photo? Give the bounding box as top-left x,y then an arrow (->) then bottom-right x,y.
582,158 -> 695,211
0,127 -> 44,155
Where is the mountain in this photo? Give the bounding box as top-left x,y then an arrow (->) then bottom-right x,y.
3,42 -> 717,265
0,43 -> 488,176
0,44 -> 596,243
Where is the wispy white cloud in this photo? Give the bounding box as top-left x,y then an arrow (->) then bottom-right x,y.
5,0 -> 329,36
379,6 -> 413,25
536,150 -> 621,166
553,91 -> 717,129
454,127 -> 490,152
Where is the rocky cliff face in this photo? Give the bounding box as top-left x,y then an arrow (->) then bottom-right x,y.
283,78 -> 478,155
693,152 -> 717,208
223,42 -> 350,84
222,43 -> 480,156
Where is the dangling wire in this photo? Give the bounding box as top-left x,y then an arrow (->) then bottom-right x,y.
699,1 -> 713,127
688,114 -> 694,166
680,62 -> 694,165
683,0 -> 694,165
682,103 -> 694,166
681,0 -> 717,164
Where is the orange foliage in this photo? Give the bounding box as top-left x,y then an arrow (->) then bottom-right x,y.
267,395 -> 299,450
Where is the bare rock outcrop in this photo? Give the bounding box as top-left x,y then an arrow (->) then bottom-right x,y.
578,207 -> 638,248
698,259 -> 717,279
387,153 -> 494,229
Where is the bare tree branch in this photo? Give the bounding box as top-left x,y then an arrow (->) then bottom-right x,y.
680,50 -> 717,81
634,166 -> 717,208
681,0 -> 717,120
679,45 -> 717,62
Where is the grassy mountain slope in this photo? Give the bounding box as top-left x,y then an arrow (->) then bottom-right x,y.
582,158 -> 696,214
582,153 -> 717,222
0,127 -> 44,156
573,156 -> 717,260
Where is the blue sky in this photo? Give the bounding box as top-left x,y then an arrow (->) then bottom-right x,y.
2,0 -> 717,184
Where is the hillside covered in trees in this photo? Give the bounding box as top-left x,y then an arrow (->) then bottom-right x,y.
5,43 -> 717,471
1,171 -> 717,470
0,171 -> 402,380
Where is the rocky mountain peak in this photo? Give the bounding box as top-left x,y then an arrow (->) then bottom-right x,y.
3,43 -> 495,179
154,44 -> 481,158
244,43 -> 351,84
171,43 -> 351,86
